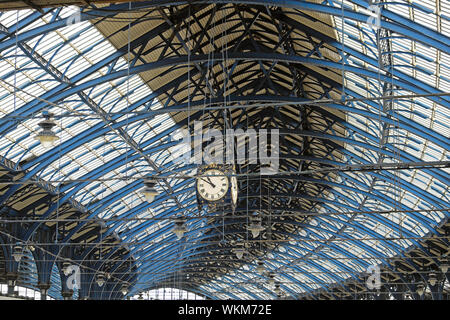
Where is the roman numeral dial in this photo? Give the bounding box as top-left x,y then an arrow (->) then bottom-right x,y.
197,169 -> 229,201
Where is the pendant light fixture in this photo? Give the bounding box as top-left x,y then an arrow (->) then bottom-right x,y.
256,260 -> 265,274
172,218 -> 187,240
62,260 -> 72,276
121,284 -> 128,296
440,258 -> 448,274
12,244 -> 23,262
247,216 -> 265,238
428,273 -> 437,286
233,243 -> 246,260
35,111 -> 59,148
141,179 -> 159,203
274,282 -> 282,297
268,273 -> 275,287
96,272 -> 106,287
416,283 -> 425,296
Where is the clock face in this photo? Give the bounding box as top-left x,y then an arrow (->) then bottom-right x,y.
230,176 -> 238,205
197,169 -> 229,201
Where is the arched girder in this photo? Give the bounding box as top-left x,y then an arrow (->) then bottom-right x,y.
67,181 -> 195,247
67,130 -> 441,238
0,0 -> 448,299
124,214 -> 442,296
259,173 -> 446,227
79,193 -> 197,264
129,283 -> 217,300
132,220 -> 389,280
134,225 -> 376,296
2,46 -> 448,158
3,91 -> 444,210
88,201 -> 200,280
9,52 -> 445,116
143,274 -> 243,300
142,241 -> 346,292
125,198 -> 440,277
137,256 -> 269,299
127,0 -> 449,52
276,128 -> 448,186
20,140 -> 181,241
281,243 -> 369,280
272,255 -> 346,293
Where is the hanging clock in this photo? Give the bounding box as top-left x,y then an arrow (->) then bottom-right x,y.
197,168 -> 229,201
196,164 -> 238,213
230,175 -> 238,206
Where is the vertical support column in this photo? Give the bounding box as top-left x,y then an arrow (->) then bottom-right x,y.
37,283 -> 51,300
79,265 -> 94,300
61,290 -> 74,300
6,272 -> 18,296
59,263 -> 75,300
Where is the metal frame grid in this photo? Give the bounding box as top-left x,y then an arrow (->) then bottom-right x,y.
0,0 -> 448,300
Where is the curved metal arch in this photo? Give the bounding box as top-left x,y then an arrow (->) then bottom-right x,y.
84,202 -> 200,282
0,1 -> 446,151
269,252 -> 351,291
137,258 -> 269,300
140,240 -> 349,291
51,124 -> 439,248
133,273 -> 244,300
20,141 -> 181,240
12,52 -> 445,115
124,195 -> 441,279
77,190 -> 196,264
2,40 -> 447,153
88,0 -> 450,52
133,225 -> 373,296
132,220 -> 379,280
56,138 -> 446,270
129,284 -> 217,301
66,182 -> 195,247
0,0 -> 442,300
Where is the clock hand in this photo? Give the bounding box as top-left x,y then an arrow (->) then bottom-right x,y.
201,178 -> 216,188
206,177 -> 216,188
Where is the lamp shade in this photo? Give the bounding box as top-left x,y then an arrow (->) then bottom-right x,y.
35,117 -> 58,148
121,285 -> 128,295
142,179 -> 159,202
247,216 -> 265,238
268,275 -> 275,287
96,273 -> 106,287
429,273 -> 437,286
256,261 -> 265,274
62,260 -> 72,276
35,130 -> 59,148
416,284 -> 425,296
172,219 -> 187,240
12,245 -> 23,262
234,248 -> 246,259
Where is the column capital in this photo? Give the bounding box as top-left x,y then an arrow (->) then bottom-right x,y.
5,272 -> 18,281
36,282 -> 51,290
61,290 -> 74,300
